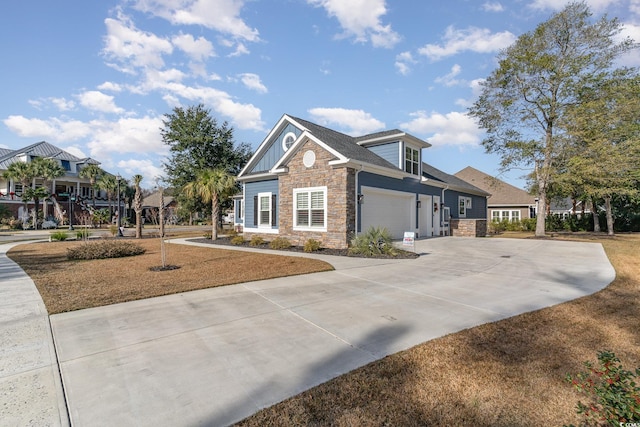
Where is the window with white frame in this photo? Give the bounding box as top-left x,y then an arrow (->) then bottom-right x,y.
458,196 -> 472,217
491,210 -> 521,222
404,146 -> 420,175
258,193 -> 271,226
294,187 -> 326,230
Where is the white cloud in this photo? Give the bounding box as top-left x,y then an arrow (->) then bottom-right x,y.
307,0 -> 401,48
97,82 -> 123,92
228,42 -> 250,57
238,73 -> 267,93
50,97 -> 75,111
418,26 -> 516,61
618,22 -> 640,66
400,111 -> 482,147
455,78 -> 485,108
86,116 -> 165,159
307,107 -> 385,135
77,90 -> 125,114
172,33 -> 215,61
131,0 -> 259,41
63,145 -> 89,159
395,51 -> 416,75
102,13 -> 173,72
3,116 -> 92,141
529,0 -> 616,12
117,158 -> 166,185
435,64 -> 463,87
482,1 -> 504,12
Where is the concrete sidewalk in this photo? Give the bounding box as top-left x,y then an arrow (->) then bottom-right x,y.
46,237 -> 614,426
0,242 -> 69,426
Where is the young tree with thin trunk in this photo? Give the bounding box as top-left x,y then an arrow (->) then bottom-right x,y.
32,157 -> 65,220
469,2 -> 636,237
132,174 -> 144,239
2,161 -> 37,225
183,168 -> 236,240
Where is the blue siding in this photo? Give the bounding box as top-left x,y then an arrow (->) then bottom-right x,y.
245,180 -> 279,228
234,199 -> 243,224
367,142 -> 400,168
445,191 -> 487,219
250,124 -> 302,173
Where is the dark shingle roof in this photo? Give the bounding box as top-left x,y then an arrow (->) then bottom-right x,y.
290,116 -> 400,170
423,163 -> 490,196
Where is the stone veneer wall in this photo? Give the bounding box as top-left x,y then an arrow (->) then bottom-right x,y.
246,140 -> 356,249
450,219 -> 488,237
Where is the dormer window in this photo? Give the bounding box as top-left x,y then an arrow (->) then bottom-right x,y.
282,132 -> 296,151
405,146 -> 419,175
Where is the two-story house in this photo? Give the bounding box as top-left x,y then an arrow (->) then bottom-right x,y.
235,115 -> 489,249
0,141 -> 112,223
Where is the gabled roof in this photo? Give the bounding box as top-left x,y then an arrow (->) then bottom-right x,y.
288,116 -> 401,170
142,191 -> 175,209
0,141 -> 101,170
454,166 -> 535,205
422,163 -> 490,196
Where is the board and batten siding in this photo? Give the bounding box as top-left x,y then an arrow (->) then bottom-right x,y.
249,124 -> 302,174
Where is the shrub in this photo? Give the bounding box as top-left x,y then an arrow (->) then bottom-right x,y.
230,235 -> 245,245
565,350 -> 640,426
76,229 -> 91,240
108,225 -> 119,237
203,231 -> 212,239
348,226 -> 398,257
269,237 -> 291,250
303,239 -> 321,253
249,235 -> 265,246
50,231 -> 69,241
67,240 -> 146,260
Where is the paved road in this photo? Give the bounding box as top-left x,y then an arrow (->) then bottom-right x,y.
43,237 -> 614,426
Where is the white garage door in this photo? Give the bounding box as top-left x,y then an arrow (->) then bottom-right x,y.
361,187 -> 414,239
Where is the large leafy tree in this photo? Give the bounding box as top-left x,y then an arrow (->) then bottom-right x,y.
468,2 -> 635,236
183,168 -> 236,240
562,72 -> 640,235
162,104 -> 252,221
132,174 -> 144,239
22,186 -> 49,229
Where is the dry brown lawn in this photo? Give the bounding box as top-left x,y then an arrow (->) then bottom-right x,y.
6,232 -> 639,425
234,233 -> 640,427
7,237 -> 333,314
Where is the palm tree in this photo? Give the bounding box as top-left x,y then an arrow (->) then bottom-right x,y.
97,174 -> 117,218
79,164 -> 104,208
32,157 -> 65,219
132,174 -> 144,239
183,168 -> 236,240
22,186 -> 49,229
2,161 -> 37,224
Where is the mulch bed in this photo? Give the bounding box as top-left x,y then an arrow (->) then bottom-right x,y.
189,237 -> 420,259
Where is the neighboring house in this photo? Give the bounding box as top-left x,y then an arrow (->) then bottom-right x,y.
549,197 -> 592,218
236,115 -> 490,249
454,166 -> 537,222
0,141 -> 110,223
142,190 -> 177,224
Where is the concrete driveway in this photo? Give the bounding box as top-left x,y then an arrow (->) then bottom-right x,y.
43,237 -> 615,426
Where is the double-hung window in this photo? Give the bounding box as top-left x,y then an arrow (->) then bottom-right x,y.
458,196 -> 472,218
258,193 -> 272,226
294,187 -> 326,230
404,146 -> 420,175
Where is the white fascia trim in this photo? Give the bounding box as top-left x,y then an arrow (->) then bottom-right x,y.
238,114 -> 294,178
357,132 -> 431,149
336,160 -> 406,179
271,132 -> 348,172
243,227 -> 279,234
236,172 -> 276,182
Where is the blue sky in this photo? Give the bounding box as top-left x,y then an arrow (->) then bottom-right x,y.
1,0 -> 638,188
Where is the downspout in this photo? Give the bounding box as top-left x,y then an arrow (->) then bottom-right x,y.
354,164 -> 364,237
441,185 -> 448,236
